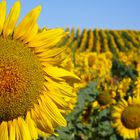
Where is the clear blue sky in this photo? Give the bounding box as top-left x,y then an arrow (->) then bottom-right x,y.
6,0 -> 140,30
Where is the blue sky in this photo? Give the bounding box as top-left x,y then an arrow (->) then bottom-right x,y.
6,0 -> 140,30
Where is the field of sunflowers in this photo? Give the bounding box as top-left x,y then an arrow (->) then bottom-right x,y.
45,28 -> 140,140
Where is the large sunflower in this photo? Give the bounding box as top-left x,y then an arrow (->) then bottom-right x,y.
112,96 -> 140,139
0,1 -> 79,140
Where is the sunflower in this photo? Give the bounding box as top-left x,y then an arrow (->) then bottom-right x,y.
112,96 -> 140,139
0,1 -> 79,140
133,77 -> 140,97
92,83 -> 116,111
92,91 -> 116,111
117,77 -> 131,98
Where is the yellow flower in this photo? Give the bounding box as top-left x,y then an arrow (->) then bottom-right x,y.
85,52 -> 112,80
118,49 -> 139,67
133,77 -> 140,97
76,73 -> 92,89
112,96 -> 140,139
84,52 -> 97,67
0,1 -> 79,140
92,90 -> 116,111
117,77 -> 131,98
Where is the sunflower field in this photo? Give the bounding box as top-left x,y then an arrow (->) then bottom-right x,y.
46,28 -> 140,140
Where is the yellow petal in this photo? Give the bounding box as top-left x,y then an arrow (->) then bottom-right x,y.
112,112 -> 121,118
0,121 -> 8,140
0,1 -> 6,34
92,101 -> 99,108
18,117 -> 31,140
44,77 -> 75,97
26,112 -> 38,140
37,46 -> 66,58
40,95 -> 67,126
8,121 -> 15,140
31,105 -> 54,134
113,106 -> 123,112
3,1 -> 20,38
44,90 -> 68,108
22,23 -> 38,44
28,28 -> 65,48
37,129 -> 52,138
43,65 -> 80,80
128,96 -> 133,104
14,5 -> 41,40
13,119 -> 22,140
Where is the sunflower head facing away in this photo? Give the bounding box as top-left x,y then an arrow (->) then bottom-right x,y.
112,96 -> 140,139
0,1 -> 79,139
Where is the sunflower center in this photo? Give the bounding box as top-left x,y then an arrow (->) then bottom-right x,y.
121,105 -> 140,129
0,38 -> 44,121
97,92 -> 112,105
0,60 -> 26,94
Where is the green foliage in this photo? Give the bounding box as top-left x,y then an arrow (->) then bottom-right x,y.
112,57 -> 138,79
